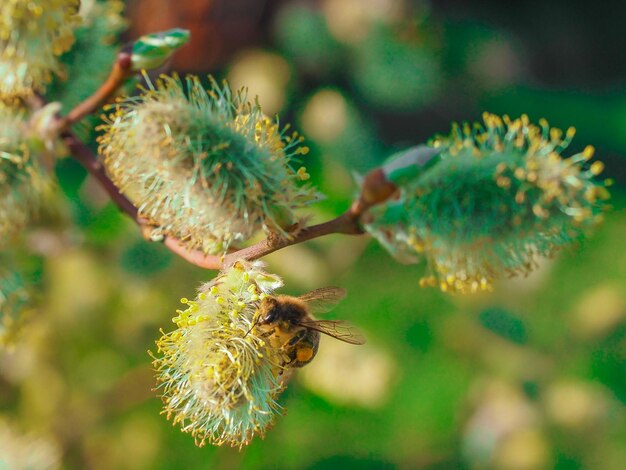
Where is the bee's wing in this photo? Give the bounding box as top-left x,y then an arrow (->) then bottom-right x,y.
299,319 -> 366,345
297,287 -> 347,315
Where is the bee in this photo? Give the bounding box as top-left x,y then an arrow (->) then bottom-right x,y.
254,287 -> 366,368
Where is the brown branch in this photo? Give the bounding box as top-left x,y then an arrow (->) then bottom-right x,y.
55,46 -> 413,271
63,130 -> 369,270
55,52 -> 133,132
163,206 -> 366,270
63,130 -> 222,266
63,123 -> 401,271
63,131 -> 139,219
222,211 -> 364,268
160,186 -> 385,270
214,183 -> 392,268
39,26 -> 437,273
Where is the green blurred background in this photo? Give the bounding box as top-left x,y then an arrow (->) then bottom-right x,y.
2,0 -> 626,468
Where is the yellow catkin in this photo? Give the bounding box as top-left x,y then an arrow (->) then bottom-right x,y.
0,0 -> 81,97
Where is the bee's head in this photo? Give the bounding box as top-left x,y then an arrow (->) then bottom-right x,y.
258,296 -> 280,324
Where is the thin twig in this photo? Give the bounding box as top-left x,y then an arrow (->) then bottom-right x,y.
62,131 -> 139,219
54,47 -> 413,271
63,129 -> 369,270
162,192 -> 376,269
158,202 -> 366,269
55,52 -> 133,132
222,211 -> 364,268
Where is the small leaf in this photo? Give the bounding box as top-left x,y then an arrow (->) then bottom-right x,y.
131,28 -> 190,71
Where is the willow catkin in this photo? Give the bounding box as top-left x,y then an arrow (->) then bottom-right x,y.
365,113 -> 609,293
98,74 -> 319,254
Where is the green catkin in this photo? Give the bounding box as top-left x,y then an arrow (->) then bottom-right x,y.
0,0 -> 81,98
0,101 -> 49,243
98,74 -> 319,254
365,113 -> 609,293
152,261 -> 287,448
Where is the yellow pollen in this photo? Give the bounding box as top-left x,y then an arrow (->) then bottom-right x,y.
590,161 -> 604,175
582,145 -> 595,160
296,167 -> 310,181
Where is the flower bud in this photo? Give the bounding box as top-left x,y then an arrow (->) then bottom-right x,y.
0,0 -> 81,98
152,261 -> 288,447
131,28 -> 190,72
365,113 -> 610,293
98,74 -> 319,254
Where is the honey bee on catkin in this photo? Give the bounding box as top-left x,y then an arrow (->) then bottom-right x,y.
253,287 -> 366,368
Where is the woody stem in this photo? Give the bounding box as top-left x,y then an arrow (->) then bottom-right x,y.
64,127 -> 375,270
55,52 -> 133,132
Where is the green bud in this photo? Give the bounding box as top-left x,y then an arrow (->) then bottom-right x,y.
131,28 -> 190,71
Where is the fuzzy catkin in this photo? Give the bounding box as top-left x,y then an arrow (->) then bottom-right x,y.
98,74 -> 319,254
153,261 -> 288,447
0,0 -> 81,98
0,101 -> 49,243
365,113 -> 609,293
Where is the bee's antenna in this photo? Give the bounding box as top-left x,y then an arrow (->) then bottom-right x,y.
243,316 -> 259,339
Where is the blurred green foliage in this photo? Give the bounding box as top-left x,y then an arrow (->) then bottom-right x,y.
1,0 -> 626,469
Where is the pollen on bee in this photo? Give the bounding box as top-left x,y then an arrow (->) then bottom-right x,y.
296,347 -> 314,362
